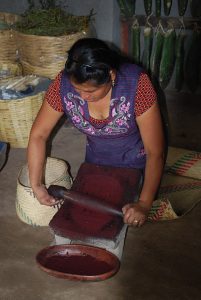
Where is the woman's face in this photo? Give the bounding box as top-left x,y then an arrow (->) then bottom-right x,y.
70,79 -> 112,102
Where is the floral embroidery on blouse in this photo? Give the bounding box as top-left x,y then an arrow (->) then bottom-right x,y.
63,93 -> 133,136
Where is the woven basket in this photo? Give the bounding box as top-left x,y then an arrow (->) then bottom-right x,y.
16,157 -> 72,226
166,147 -> 201,180
20,60 -> 66,80
0,29 -> 18,63
0,12 -> 21,25
0,91 -> 44,148
0,62 -> 22,79
16,30 -> 87,79
0,12 -> 20,62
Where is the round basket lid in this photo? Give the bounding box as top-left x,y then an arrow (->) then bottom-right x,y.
36,244 -> 120,281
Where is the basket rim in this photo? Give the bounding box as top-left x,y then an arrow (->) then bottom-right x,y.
15,30 -> 87,39
0,90 -> 45,103
17,156 -> 70,188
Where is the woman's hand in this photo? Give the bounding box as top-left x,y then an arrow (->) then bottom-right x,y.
122,201 -> 151,227
33,185 -> 60,206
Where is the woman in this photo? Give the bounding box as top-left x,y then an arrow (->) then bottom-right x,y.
27,37 -> 164,233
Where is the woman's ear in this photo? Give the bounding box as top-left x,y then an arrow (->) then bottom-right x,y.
109,70 -> 116,82
110,70 -> 116,87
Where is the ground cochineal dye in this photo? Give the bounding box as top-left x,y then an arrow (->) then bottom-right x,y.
44,254 -> 112,275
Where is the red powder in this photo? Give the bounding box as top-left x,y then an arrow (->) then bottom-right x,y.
44,254 -> 112,276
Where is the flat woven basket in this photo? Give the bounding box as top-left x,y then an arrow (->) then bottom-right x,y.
16,157 -> 72,226
0,91 -> 44,148
16,30 -> 87,79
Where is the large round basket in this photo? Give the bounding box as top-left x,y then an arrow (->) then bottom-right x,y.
0,91 -> 44,148
16,157 -> 72,226
0,12 -> 21,25
0,12 -> 21,62
16,31 -> 87,79
0,29 -> 18,63
0,62 -> 22,79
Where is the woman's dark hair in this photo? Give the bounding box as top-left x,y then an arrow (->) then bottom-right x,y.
65,38 -> 123,85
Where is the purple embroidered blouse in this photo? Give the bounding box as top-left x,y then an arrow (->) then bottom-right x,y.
60,63 -> 146,169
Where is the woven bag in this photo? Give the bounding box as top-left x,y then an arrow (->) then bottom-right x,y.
16,157 -> 72,226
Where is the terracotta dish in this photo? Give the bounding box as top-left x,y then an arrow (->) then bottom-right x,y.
36,244 -> 120,281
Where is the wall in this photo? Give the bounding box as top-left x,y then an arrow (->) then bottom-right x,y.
0,0 -> 27,14
66,0 -> 119,44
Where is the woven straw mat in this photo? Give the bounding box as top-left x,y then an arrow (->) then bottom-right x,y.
166,146 -> 201,180
150,146 -> 201,222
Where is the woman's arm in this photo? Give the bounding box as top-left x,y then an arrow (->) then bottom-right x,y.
122,102 -> 165,226
27,99 -> 64,205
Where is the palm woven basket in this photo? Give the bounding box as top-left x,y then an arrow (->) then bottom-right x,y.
0,29 -> 18,63
16,31 -> 87,79
0,12 -> 21,63
0,11 -> 21,25
0,62 -> 22,79
0,91 -> 44,148
16,157 -> 72,226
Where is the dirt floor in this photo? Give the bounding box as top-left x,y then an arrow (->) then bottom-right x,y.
1,124 -> 201,300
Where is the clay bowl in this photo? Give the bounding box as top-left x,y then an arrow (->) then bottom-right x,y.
36,244 -> 120,281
